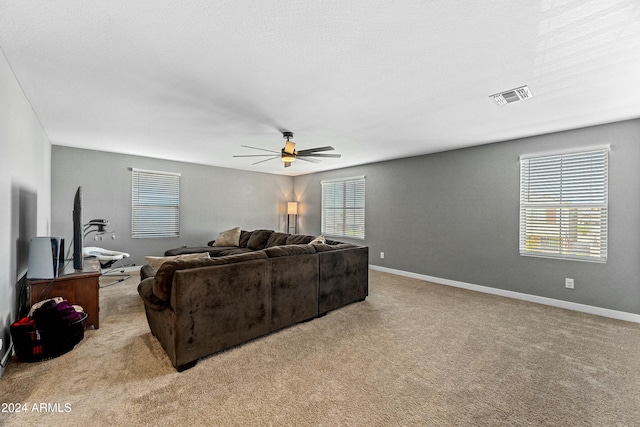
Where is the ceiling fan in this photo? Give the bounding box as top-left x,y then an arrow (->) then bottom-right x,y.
233,131 -> 341,168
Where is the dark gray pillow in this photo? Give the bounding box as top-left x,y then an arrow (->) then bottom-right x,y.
239,230 -> 252,248
266,232 -> 290,248
247,229 -> 274,250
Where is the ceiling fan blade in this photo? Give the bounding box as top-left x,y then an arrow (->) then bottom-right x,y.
299,153 -> 341,158
251,156 -> 279,165
297,157 -> 321,163
296,146 -> 335,155
233,154 -> 281,158
240,145 -> 281,154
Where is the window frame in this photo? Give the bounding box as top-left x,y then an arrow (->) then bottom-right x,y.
131,168 -> 181,239
321,176 -> 366,240
519,146 -> 609,263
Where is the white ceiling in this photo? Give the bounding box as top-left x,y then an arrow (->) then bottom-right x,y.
1,1 -> 639,176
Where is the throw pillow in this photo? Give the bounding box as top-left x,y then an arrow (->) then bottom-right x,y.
238,230 -> 252,248
213,227 -> 241,247
309,235 -> 326,245
247,229 -> 274,250
145,252 -> 210,271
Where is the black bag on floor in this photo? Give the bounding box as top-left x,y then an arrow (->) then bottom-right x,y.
10,298 -> 87,362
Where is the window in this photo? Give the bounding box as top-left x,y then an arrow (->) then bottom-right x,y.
131,168 -> 180,238
519,147 -> 608,262
322,176 -> 365,239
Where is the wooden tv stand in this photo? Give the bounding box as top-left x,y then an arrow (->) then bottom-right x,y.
29,257 -> 101,329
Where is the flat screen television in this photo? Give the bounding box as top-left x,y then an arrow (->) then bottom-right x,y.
73,186 -> 83,271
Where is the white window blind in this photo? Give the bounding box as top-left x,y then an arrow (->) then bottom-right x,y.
131,168 -> 180,238
519,148 -> 608,262
322,177 -> 365,240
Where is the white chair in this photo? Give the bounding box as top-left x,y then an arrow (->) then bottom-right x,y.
83,247 -> 131,284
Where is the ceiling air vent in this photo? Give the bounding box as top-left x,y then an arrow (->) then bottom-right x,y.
490,85 -> 533,106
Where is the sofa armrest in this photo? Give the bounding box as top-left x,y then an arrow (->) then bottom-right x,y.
140,264 -> 156,280
138,277 -> 169,310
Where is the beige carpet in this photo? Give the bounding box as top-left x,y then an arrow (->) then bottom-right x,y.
1,270 -> 639,426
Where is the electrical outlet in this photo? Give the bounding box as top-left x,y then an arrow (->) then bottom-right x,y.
565,278 -> 574,289
380,252 -> 385,259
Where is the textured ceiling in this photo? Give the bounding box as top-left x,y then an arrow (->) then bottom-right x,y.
1,1 -> 639,175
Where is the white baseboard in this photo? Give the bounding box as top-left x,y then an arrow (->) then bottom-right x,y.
369,264 -> 640,324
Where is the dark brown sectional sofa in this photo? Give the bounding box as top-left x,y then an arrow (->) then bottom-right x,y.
137,229 -> 369,371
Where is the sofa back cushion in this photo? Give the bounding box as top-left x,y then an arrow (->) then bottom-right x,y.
312,243 -> 357,253
266,232 -> 290,248
239,230 -> 253,248
247,229 -> 274,250
153,251 -> 269,302
263,244 -> 317,258
285,234 -> 315,245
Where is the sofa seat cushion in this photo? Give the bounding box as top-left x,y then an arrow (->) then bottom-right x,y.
217,248 -> 254,256
153,251 -> 269,302
263,244 -> 316,258
164,246 -> 243,257
247,229 -> 274,250
205,247 -> 247,257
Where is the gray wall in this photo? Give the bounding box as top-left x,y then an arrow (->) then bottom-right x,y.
51,119 -> 640,315
294,119 -> 640,315
52,147 -> 293,266
1,50 -> 51,376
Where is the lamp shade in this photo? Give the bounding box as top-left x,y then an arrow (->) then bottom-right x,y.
287,202 -> 298,215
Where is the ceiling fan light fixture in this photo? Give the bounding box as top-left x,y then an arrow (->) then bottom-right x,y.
234,130 -> 340,168
284,141 -> 296,155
